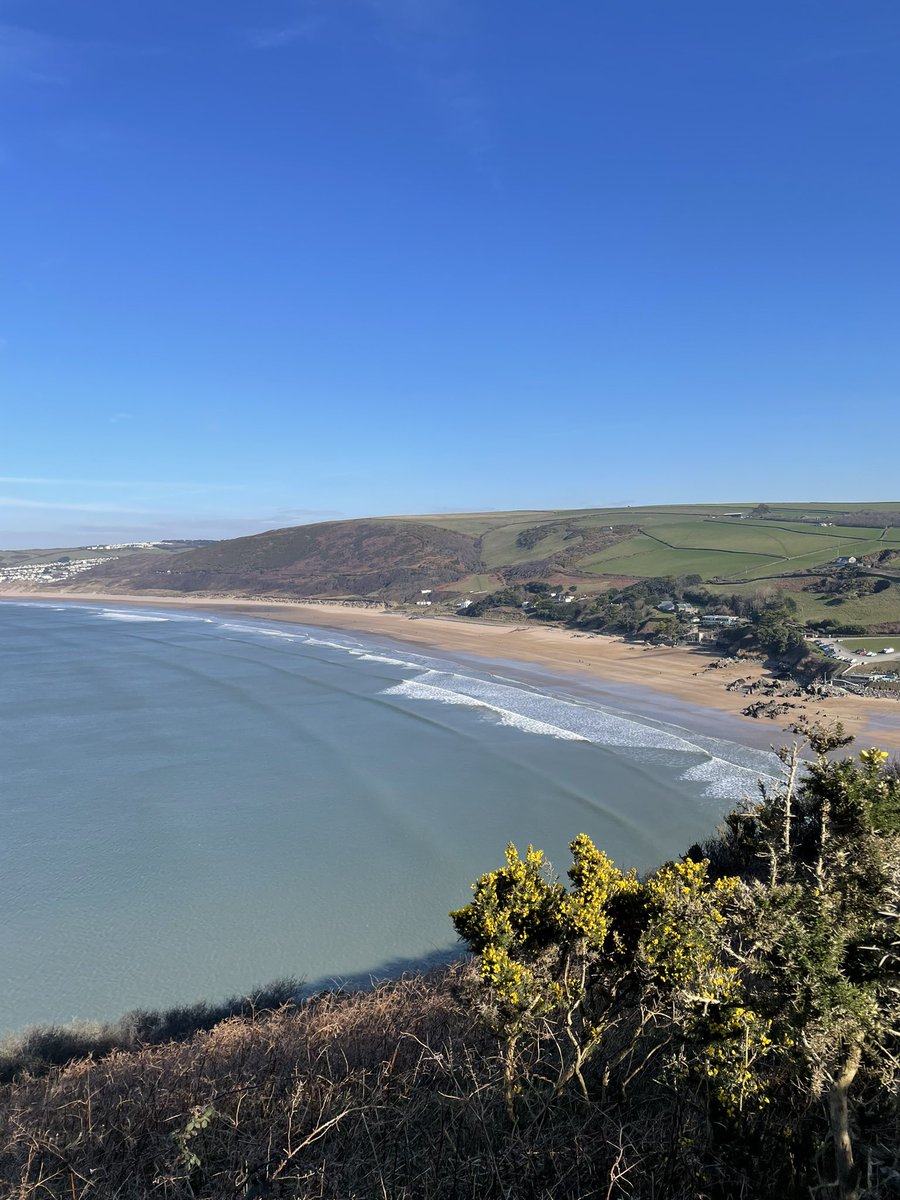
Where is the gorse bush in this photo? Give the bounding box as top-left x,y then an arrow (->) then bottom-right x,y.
452,723 -> 900,1200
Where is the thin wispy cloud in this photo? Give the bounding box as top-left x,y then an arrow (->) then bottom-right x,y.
363,0 -> 455,35
247,20 -> 318,50
0,23 -> 66,86
803,39 -> 900,65
0,496 -> 163,515
420,65 -> 492,165
0,477 -> 245,491
271,507 -> 342,521
360,0 -> 497,181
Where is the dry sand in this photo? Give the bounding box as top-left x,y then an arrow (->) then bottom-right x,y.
4,590 -> 900,751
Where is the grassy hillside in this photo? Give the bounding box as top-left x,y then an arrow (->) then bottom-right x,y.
0,540 -> 211,570
394,504 -> 900,583
71,520 -> 483,599
4,504 -> 899,621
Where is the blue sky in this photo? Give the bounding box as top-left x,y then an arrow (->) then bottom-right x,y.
1,1 -> 899,547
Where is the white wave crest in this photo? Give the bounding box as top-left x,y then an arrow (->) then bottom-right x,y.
97,611 -> 169,623
679,758 -> 768,801
355,652 -> 416,667
381,670 -> 781,801
382,678 -> 588,741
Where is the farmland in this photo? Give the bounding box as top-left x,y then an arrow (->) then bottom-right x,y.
704,579 -> 900,629
6,503 -> 900,631
399,506 -> 900,582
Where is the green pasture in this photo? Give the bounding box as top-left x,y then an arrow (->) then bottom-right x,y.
578,535 -> 776,579
724,544 -> 888,580
480,523 -> 579,568
575,521 -> 864,581
392,504 -> 899,547
706,580 -> 900,628
647,520 -> 848,557
441,573 -> 503,594
385,504 -> 900,583
388,511 -> 548,537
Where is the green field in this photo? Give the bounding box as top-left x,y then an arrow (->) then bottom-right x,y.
433,502 -> 894,630
379,504 -> 900,597
706,580 -> 900,628
9,503 -> 899,628
395,505 -> 898,580
579,536 -> 776,579
479,522 -> 579,569
577,525 -> 892,581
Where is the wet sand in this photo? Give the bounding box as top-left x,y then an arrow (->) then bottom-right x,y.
3,590 -> 900,751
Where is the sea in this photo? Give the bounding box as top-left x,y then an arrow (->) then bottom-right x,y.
0,601 -> 781,1032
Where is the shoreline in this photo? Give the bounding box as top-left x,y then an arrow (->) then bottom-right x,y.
4,589 -> 900,751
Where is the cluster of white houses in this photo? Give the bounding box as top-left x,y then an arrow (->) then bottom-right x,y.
656,600 -> 742,628
0,556 -> 118,585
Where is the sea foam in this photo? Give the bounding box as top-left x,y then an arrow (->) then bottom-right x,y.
383,677 -> 588,741
381,669 -> 781,800
97,611 -> 170,623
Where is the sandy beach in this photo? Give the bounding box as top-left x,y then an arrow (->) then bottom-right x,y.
4,589 -> 900,752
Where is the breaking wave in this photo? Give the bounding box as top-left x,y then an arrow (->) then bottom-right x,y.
97,611 -> 170,623
380,670 -> 781,800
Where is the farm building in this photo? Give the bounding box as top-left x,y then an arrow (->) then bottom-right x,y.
833,556 -> 857,566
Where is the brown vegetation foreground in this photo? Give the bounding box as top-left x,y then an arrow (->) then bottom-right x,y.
0,965 -> 635,1199
0,960 -> 891,1200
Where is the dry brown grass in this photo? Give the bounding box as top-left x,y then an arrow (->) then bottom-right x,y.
0,966 -> 641,1199
5,963 -> 881,1199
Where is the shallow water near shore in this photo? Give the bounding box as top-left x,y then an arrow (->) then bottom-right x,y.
0,601 -> 780,1032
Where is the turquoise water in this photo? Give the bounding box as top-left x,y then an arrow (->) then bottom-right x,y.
0,601 -> 779,1031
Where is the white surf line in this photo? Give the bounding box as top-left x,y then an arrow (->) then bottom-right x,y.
381,669 -> 783,797
382,678 -> 589,741
97,611 -> 170,622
